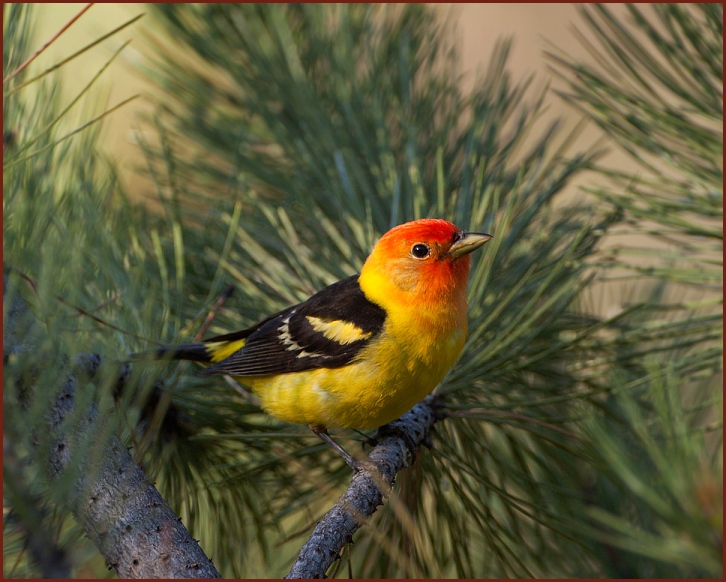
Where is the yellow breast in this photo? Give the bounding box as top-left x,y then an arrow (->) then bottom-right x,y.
241,311 -> 467,429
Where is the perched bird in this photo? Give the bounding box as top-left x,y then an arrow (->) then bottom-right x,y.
141,218 -> 492,468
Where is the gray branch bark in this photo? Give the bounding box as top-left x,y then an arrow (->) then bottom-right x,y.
286,395 -> 439,579
3,274 -> 221,579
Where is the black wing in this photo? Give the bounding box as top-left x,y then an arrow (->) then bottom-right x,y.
199,275 -> 386,377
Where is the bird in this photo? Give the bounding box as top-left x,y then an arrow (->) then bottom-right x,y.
139,218 -> 492,469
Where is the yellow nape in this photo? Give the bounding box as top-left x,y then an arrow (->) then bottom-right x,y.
206,339 -> 246,363
305,316 -> 373,345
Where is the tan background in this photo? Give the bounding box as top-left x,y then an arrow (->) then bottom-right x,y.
26,4 -> 662,315
27,3 -> 630,194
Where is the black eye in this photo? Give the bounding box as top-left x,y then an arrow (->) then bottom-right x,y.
411,243 -> 431,259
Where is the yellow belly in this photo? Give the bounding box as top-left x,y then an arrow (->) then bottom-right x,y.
238,325 -> 466,429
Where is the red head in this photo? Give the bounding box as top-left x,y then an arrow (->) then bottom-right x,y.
360,219 -> 492,314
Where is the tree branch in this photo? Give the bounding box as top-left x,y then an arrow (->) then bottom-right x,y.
286,395 -> 438,579
3,274 -> 222,579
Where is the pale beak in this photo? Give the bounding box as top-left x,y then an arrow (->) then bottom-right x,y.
447,231 -> 493,259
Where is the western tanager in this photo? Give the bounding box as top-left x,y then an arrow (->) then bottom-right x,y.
142,218 -> 492,468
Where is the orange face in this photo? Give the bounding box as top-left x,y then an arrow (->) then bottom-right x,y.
361,219 -> 492,303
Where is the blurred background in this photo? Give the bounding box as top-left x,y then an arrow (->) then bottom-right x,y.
27,2 -> 680,314
4,3 -> 722,578
30,3 -> 631,197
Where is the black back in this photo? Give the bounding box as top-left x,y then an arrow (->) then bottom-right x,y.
200,275 -> 386,377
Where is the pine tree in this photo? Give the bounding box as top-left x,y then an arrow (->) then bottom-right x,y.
4,4 -> 721,578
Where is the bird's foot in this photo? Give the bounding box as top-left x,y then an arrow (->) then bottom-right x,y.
352,428 -> 378,449
310,425 -> 376,473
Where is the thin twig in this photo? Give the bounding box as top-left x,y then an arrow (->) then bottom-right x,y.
194,284 -> 235,341
82,293 -> 122,315
5,268 -> 157,347
55,294 -> 163,347
3,3 -> 94,85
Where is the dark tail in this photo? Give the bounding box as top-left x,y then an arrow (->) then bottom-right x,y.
132,343 -> 212,364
